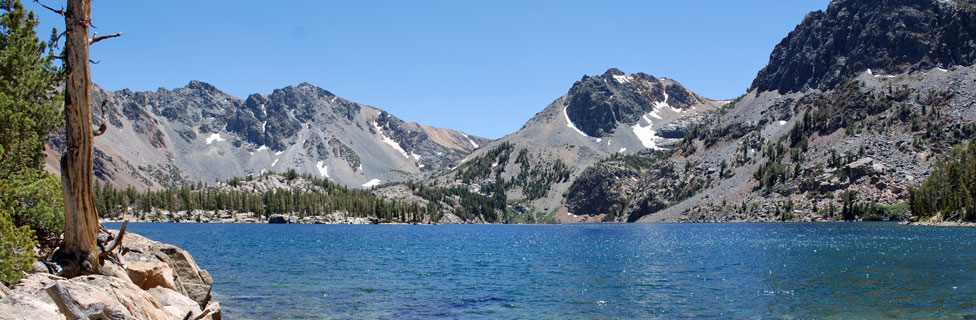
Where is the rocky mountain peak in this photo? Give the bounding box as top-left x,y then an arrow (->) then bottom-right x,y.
184,80 -> 219,92
564,68 -> 710,137
751,0 -> 976,94
602,68 -> 626,77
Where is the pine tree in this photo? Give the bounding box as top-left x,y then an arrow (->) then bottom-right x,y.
0,0 -> 62,284
0,0 -> 61,178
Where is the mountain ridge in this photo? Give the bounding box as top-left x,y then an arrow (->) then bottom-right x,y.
48,0 -> 976,225
752,0 -> 976,93
46,81 -> 491,191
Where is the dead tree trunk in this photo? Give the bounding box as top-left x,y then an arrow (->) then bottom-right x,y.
57,0 -> 98,277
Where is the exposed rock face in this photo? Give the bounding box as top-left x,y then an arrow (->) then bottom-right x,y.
566,154 -> 712,222
565,68 -> 713,138
0,274 -> 64,320
752,0 -> 976,94
147,287 -> 202,320
565,163 -> 639,217
119,232 -> 214,309
43,275 -> 176,320
46,82 -> 490,191
0,231 -> 220,320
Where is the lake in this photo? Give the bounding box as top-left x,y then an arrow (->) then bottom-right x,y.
105,222 -> 976,319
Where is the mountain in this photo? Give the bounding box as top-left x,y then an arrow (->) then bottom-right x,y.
563,0 -> 976,223
52,0 -> 976,224
515,68 -> 723,152
752,0 -> 976,94
45,82 -> 490,190
369,69 -> 724,223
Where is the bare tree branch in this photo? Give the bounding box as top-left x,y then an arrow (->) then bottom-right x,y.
50,30 -> 67,47
98,221 -> 127,260
32,0 -> 64,16
88,32 -> 121,45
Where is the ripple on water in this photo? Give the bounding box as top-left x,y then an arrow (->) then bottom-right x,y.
107,222 -> 976,319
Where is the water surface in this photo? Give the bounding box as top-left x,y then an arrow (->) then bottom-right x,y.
108,222 -> 976,319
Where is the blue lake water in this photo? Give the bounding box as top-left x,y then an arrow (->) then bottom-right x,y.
105,222 -> 976,319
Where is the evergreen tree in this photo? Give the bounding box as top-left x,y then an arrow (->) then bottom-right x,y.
0,0 -> 61,179
0,0 -> 62,284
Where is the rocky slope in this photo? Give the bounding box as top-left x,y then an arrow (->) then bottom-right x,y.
45,82 -> 490,191
566,0 -> 976,223
372,69 -> 724,223
752,0 -> 976,94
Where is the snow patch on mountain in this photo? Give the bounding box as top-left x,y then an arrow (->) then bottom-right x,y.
205,133 -> 225,144
362,179 -> 381,188
613,74 -> 632,84
564,106 -> 593,138
316,161 -> 329,178
631,114 -> 662,150
463,134 -> 480,149
373,121 -> 410,158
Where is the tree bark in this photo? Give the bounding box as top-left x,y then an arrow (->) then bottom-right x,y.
58,0 -> 99,277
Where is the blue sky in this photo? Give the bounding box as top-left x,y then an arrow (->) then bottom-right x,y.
27,0 -> 831,139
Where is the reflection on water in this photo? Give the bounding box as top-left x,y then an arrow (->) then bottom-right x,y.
108,222 -> 976,319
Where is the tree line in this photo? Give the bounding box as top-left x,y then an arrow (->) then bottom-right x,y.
910,140 -> 976,222
94,170 -> 427,224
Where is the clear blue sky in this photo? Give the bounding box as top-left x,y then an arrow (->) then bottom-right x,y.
27,0 -> 831,139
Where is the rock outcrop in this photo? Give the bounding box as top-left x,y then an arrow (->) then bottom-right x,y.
752,0 -> 976,94
565,68 -> 714,138
0,231 -> 220,320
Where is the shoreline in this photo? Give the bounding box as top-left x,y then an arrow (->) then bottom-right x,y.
97,219 -> 976,227
903,220 -> 976,228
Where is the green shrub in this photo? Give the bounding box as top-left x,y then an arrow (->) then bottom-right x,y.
0,208 -> 36,284
0,169 -> 64,238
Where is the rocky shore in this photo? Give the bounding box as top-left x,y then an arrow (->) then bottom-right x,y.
99,208 -> 458,225
0,229 -> 220,320
906,221 -> 976,228
101,210 -> 386,225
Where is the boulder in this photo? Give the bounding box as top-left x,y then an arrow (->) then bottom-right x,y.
99,260 -> 131,282
119,233 -> 214,308
847,157 -> 877,182
147,287 -> 202,319
159,245 -> 214,308
201,301 -> 222,320
44,275 -> 176,320
127,260 -> 176,290
0,274 -> 64,320
268,215 -> 289,224
0,231 -> 221,320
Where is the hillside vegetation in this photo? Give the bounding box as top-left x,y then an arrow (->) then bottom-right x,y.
910,141 -> 976,222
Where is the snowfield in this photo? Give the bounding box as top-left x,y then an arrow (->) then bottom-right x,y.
362,179 -> 382,188
373,121 -> 410,158
205,133 -> 226,144
316,161 -> 329,178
